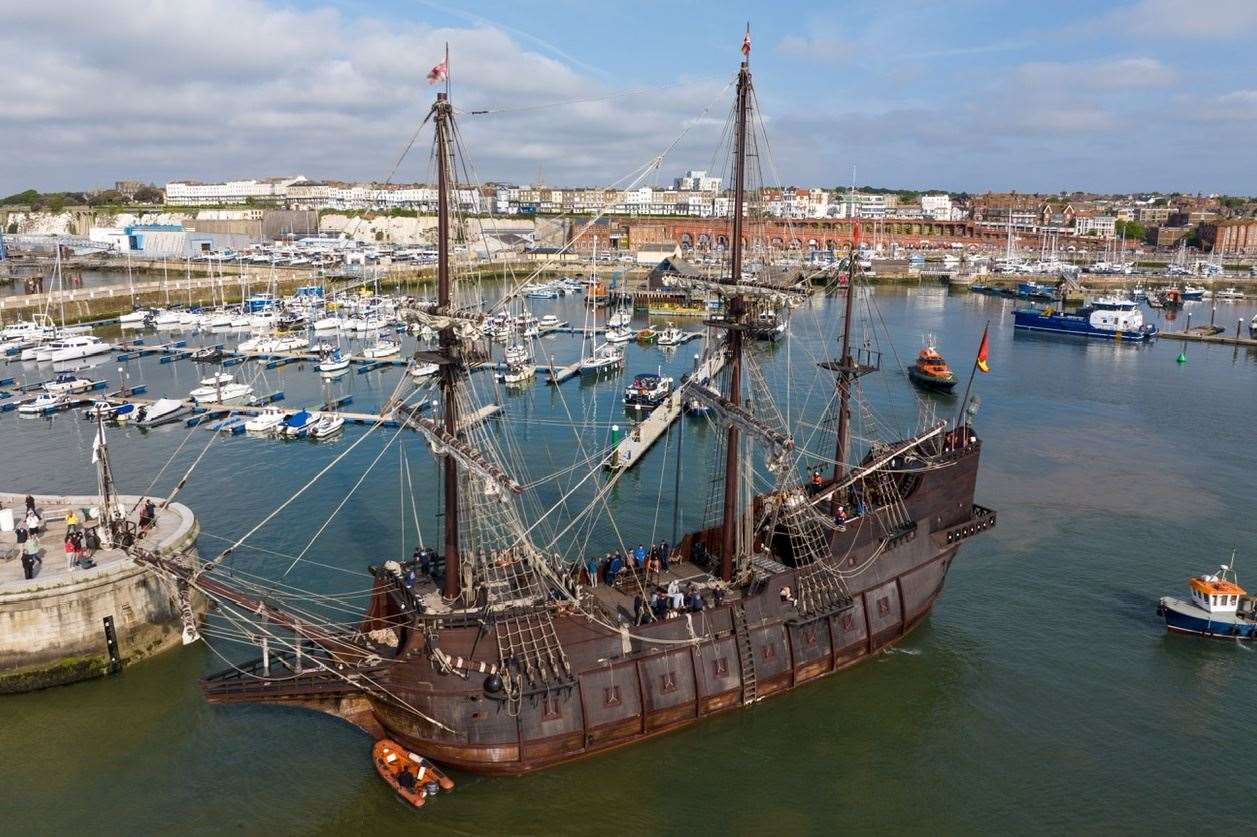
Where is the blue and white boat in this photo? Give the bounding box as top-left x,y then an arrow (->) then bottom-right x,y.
1012,297 -> 1157,342
1158,561 -> 1257,639
282,409 -> 317,437
1016,281 -> 1054,300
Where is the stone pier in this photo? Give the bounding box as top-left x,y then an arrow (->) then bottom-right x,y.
0,492 -> 203,693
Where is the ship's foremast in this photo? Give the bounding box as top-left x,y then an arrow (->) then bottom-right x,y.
433,90 -> 462,601
718,56 -> 751,583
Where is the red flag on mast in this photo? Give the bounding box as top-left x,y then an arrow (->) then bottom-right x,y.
427,61 -> 448,85
976,325 -> 991,373
741,30 -> 751,56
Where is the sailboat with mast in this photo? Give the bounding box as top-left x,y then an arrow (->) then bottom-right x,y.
121,36 -> 995,778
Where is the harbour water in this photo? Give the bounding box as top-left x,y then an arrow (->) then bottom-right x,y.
3,285 -> 1257,833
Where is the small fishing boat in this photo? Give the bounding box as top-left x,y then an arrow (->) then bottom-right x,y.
409,362 -> 439,378
1158,559 -> 1257,639
19,392 -> 66,414
1182,284 -> 1206,301
244,407 -> 286,433
656,325 -> 685,346
134,398 -> 193,428
624,372 -> 673,409
362,339 -> 400,359
907,340 -> 957,393
372,739 -> 453,808
282,409 -> 317,437
308,414 -> 345,439
636,328 -> 658,344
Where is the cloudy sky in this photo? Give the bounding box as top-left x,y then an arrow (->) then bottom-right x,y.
3,0 -> 1256,196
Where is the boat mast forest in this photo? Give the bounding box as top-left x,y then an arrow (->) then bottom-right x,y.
121,34 -> 997,776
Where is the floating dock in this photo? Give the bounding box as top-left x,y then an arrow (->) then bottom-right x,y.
607,349 -> 726,471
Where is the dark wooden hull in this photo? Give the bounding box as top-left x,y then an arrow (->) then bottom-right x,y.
361,441 -> 991,775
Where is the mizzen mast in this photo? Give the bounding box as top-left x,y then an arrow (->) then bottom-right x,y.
718,32 -> 752,583
433,89 -> 462,600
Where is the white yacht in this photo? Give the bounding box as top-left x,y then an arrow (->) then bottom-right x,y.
18,392 -> 66,414
362,339 -> 400,359
244,407 -> 286,433
579,343 -> 624,375
189,381 -> 254,403
410,362 -> 439,378
46,336 -> 114,364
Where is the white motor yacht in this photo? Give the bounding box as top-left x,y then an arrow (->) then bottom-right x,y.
47,336 -> 114,364
189,382 -> 254,403
362,339 -> 400,359
244,407 -> 286,433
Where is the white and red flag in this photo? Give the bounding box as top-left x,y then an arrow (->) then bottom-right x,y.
741,30 -> 751,56
427,61 -> 448,85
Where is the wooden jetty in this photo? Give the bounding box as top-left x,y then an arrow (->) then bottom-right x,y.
607,349 -> 726,471
1160,328 -> 1257,348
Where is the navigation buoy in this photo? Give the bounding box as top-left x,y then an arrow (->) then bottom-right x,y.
1176,351 -> 1187,364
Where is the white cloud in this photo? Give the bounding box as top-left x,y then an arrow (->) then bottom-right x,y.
0,1 -> 727,192
1016,57 -> 1176,89
776,34 -> 856,65
1112,0 -> 1257,39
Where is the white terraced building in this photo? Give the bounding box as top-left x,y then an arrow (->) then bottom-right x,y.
165,176 -> 308,206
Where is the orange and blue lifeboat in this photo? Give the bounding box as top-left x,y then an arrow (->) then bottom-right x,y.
907,346 -> 957,393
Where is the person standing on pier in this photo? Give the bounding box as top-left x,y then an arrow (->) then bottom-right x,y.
22,528 -> 40,578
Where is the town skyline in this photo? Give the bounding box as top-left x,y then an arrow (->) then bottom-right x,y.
4,1 -> 1257,197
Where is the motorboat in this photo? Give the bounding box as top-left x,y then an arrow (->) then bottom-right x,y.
118,309 -> 152,328
190,382 -> 254,403
539,315 -> 561,330
636,328 -> 658,344
133,398 -> 192,428
362,339 -> 400,359
18,392 -> 66,414
244,407 -> 286,433
1215,287 -> 1245,301
312,316 -> 341,331
83,400 -> 135,422
410,362 -> 439,378
1,319 -> 54,340
150,309 -> 182,327
272,335 -> 309,352
623,372 -> 673,409
282,409 -> 318,437
656,325 -> 685,346
44,372 -> 96,394
308,414 -> 346,439
46,336 -> 115,364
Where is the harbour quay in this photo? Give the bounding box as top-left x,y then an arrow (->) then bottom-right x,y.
0,492 -> 202,693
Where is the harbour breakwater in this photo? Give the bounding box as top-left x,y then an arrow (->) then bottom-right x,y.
0,493 -> 202,693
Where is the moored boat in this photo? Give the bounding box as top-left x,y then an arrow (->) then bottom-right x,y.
623,372 -> 672,408
1012,297 -> 1157,342
1158,561 -> 1257,639
372,739 -> 453,807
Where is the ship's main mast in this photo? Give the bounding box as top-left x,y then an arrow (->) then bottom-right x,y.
719,48 -> 752,583
433,90 -> 461,600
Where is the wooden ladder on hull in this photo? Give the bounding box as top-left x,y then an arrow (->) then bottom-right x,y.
731,604 -> 759,705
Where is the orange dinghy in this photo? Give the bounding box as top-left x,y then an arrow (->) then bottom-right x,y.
372,739 -> 454,807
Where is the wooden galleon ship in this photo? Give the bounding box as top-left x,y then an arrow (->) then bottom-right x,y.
128,38 -> 995,776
